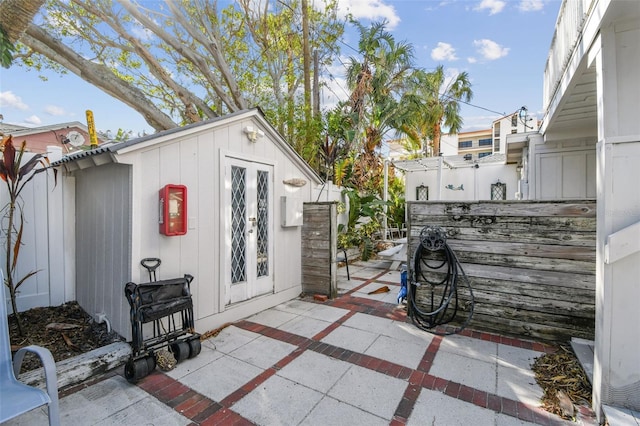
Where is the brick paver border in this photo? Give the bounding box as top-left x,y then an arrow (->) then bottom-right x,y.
74,270 -> 595,425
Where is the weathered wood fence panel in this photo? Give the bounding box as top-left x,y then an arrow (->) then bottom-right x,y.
301,203 -> 337,298
407,200 -> 596,342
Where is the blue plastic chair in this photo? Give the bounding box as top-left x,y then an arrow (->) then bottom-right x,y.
0,270 -> 60,425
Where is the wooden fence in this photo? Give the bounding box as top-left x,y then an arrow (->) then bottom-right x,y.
407,200 -> 596,342
301,202 -> 338,298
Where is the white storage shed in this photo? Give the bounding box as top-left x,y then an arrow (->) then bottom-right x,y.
56,108 -> 323,339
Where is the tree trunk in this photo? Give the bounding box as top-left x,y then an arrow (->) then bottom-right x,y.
0,0 -> 44,42
433,123 -> 442,156
313,50 -> 320,117
302,0 -> 312,123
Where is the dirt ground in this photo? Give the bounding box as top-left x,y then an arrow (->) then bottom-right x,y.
8,301 -> 123,372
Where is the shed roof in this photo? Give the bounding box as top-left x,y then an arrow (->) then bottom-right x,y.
55,108 -> 323,184
7,121 -> 88,136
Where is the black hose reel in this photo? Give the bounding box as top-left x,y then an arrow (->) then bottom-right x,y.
408,225 -> 475,335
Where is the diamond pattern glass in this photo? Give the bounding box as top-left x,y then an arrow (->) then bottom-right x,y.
416,185 -> 429,201
491,182 -> 506,200
231,166 -> 246,283
256,170 -> 269,277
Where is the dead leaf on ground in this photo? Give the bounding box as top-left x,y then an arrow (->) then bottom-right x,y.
46,322 -> 82,331
532,345 -> 592,420
556,390 -> 575,418
61,332 -> 80,351
368,286 -> 390,295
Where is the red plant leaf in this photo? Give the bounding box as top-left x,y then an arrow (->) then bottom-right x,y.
12,215 -> 24,271
17,154 -> 45,180
1,135 -> 16,181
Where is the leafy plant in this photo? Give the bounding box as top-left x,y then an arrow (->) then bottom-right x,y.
0,135 -> 57,336
386,167 -> 406,228
338,187 -> 387,260
0,26 -> 16,68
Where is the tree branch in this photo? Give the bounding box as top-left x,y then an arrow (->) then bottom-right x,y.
23,23 -> 177,131
118,0 -> 243,112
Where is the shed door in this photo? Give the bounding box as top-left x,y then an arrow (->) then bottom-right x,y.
224,158 -> 274,305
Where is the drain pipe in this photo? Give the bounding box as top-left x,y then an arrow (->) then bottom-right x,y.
95,313 -> 111,333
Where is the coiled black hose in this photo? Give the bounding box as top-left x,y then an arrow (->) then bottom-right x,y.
408,226 -> 474,335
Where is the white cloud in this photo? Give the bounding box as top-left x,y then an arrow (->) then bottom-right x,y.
24,115 -> 42,125
467,57 -> 477,64
475,0 -> 506,15
431,42 -> 458,61
44,105 -> 66,116
461,114 -> 502,131
518,0 -> 544,12
0,91 -> 28,110
473,39 -> 510,60
336,0 -> 400,29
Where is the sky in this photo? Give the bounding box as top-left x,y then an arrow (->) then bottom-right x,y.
0,0 -> 561,137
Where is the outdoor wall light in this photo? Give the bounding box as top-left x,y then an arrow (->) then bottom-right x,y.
243,126 -> 265,142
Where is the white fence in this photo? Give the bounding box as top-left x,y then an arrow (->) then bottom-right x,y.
0,153 -> 74,313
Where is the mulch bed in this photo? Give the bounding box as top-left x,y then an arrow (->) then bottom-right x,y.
8,301 -> 123,372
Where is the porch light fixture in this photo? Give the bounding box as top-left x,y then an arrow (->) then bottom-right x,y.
243,126 -> 265,142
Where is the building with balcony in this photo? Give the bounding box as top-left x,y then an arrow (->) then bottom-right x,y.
456,128 -> 493,160
506,0 -> 639,421
397,3 -> 640,418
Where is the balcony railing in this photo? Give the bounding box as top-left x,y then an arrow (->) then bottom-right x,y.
543,0 -> 594,111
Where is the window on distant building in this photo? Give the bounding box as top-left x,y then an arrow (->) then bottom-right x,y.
478,152 -> 491,158
491,182 -> 506,200
511,114 -> 518,127
458,141 -> 472,148
493,122 -> 501,152
478,138 -> 492,146
416,185 -> 429,201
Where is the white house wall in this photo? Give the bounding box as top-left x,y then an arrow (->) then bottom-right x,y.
543,1 -> 640,416
116,114 -> 318,336
592,15 -> 640,415
74,163 -> 132,339
405,163 -> 518,201
530,138 -> 597,200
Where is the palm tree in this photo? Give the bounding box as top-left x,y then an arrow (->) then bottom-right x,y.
423,65 -> 473,156
399,69 -> 437,156
344,21 -> 415,192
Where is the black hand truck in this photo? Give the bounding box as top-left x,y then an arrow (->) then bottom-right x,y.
123,258 -> 201,382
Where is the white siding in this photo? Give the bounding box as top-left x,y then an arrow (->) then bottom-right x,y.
532,139 -> 597,200
74,164 -> 132,339
114,113 -> 320,335
0,161 -> 73,312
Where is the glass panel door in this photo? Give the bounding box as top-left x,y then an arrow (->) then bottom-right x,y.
225,158 -> 273,305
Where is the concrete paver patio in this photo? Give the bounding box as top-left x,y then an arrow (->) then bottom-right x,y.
6,261 -> 598,426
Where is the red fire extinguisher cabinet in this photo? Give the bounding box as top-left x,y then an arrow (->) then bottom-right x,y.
159,184 -> 187,236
